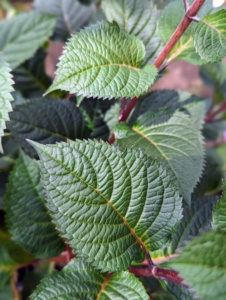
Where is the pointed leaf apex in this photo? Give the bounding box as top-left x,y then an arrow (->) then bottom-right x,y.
26,139 -> 45,154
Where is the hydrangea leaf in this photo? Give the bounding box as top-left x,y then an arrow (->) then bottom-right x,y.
165,229 -> 226,300
0,58 -> 14,154
213,180 -> 226,230
45,21 -> 158,99
101,0 -> 163,64
0,12 -> 56,69
34,0 -> 96,41
7,98 -> 90,157
30,258 -> 149,300
194,9 -> 226,63
28,139 -> 182,272
115,109 -> 204,204
5,151 -> 65,258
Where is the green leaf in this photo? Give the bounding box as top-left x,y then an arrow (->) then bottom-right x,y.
101,0 -> 163,64
7,98 -> 90,157
12,49 -> 52,98
5,151 -> 65,258
80,97 -> 118,140
0,58 -> 14,154
213,181 -> 226,230
30,258 -> 149,300
34,0 -> 96,41
165,229 -> 226,300
194,9 -> 226,63
0,12 -> 56,69
104,102 -> 121,135
158,0 -> 217,65
115,109 -> 204,204
169,196 -> 217,254
161,281 -> 195,300
45,21 -> 158,99
28,139 -> 182,272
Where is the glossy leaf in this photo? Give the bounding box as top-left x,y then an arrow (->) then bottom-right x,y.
28,139 -> 182,272
7,98 -> 90,157
33,0 -> 96,41
115,109 -> 204,204
5,152 -> 65,258
0,58 -> 14,154
30,258 -> 149,300
45,21 -> 158,99
165,229 -> 226,300
213,180 -> 226,230
194,9 -> 226,63
0,12 -> 56,69
101,0 -> 163,64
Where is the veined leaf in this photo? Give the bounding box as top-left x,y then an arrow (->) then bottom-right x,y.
213,180 -> 226,230
28,139 -> 182,272
5,151 -> 65,258
169,196 -> 217,254
161,281 -> 195,300
30,258 -> 149,299
165,229 -> 226,300
12,49 -> 52,98
101,0 -> 163,64
7,98 -> 90,157
0,58 -> 14,154
115,109 -> 204,204
158,0 -> 217,65
194,9 -> 226,63
33,0 -> 96,41
45,21 -> 158,99
0,12 -> 56,69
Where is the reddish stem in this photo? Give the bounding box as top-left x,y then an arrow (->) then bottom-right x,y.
129,266 -> 186,286
153,0 -> 206,69
205,100 -> 226,122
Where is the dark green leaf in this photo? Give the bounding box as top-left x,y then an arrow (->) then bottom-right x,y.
5,151 -> 65,258
30,258 -> 149,299
28,139 -> 182,272
7,98 -> 90,157
213,180 -> 226,230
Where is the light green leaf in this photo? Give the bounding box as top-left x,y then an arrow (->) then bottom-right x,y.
12,49 -> 52,98
158,0 -> 217,65
115,109 -> 204,204
0,58 -> 14,154
30,258 -> 149,300
0,12 -> 56,69
165,229 -> 226,300
213,180 -> 226,230
28,139 -> 182,272
104,102 -> 121,135
169,196 -> 217,254
101,0 -> 163,64
34,0 -> 96,41
45,21 -> 158,99
7,98 -> 90,157
194,9 -> 226,63
5,151 -> 65,258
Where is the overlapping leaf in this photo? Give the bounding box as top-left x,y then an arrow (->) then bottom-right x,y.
33,0 -> 96,41
213,180 -> 226,230
158,0 -> 217,64
45,21 -> 158,99
5,152 -> 65,258
0,58 -> 14,154
0,12 -> 56,69
194,9 -> 226,63
115,109 -> 204,204
101,0 -> 163,64
7,98 -> 90,157
28,139 -> 182,272
12,49 -> 52,98
165,229 -> 226,300
169,196 -> 217,254
30,258 -> 149,299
